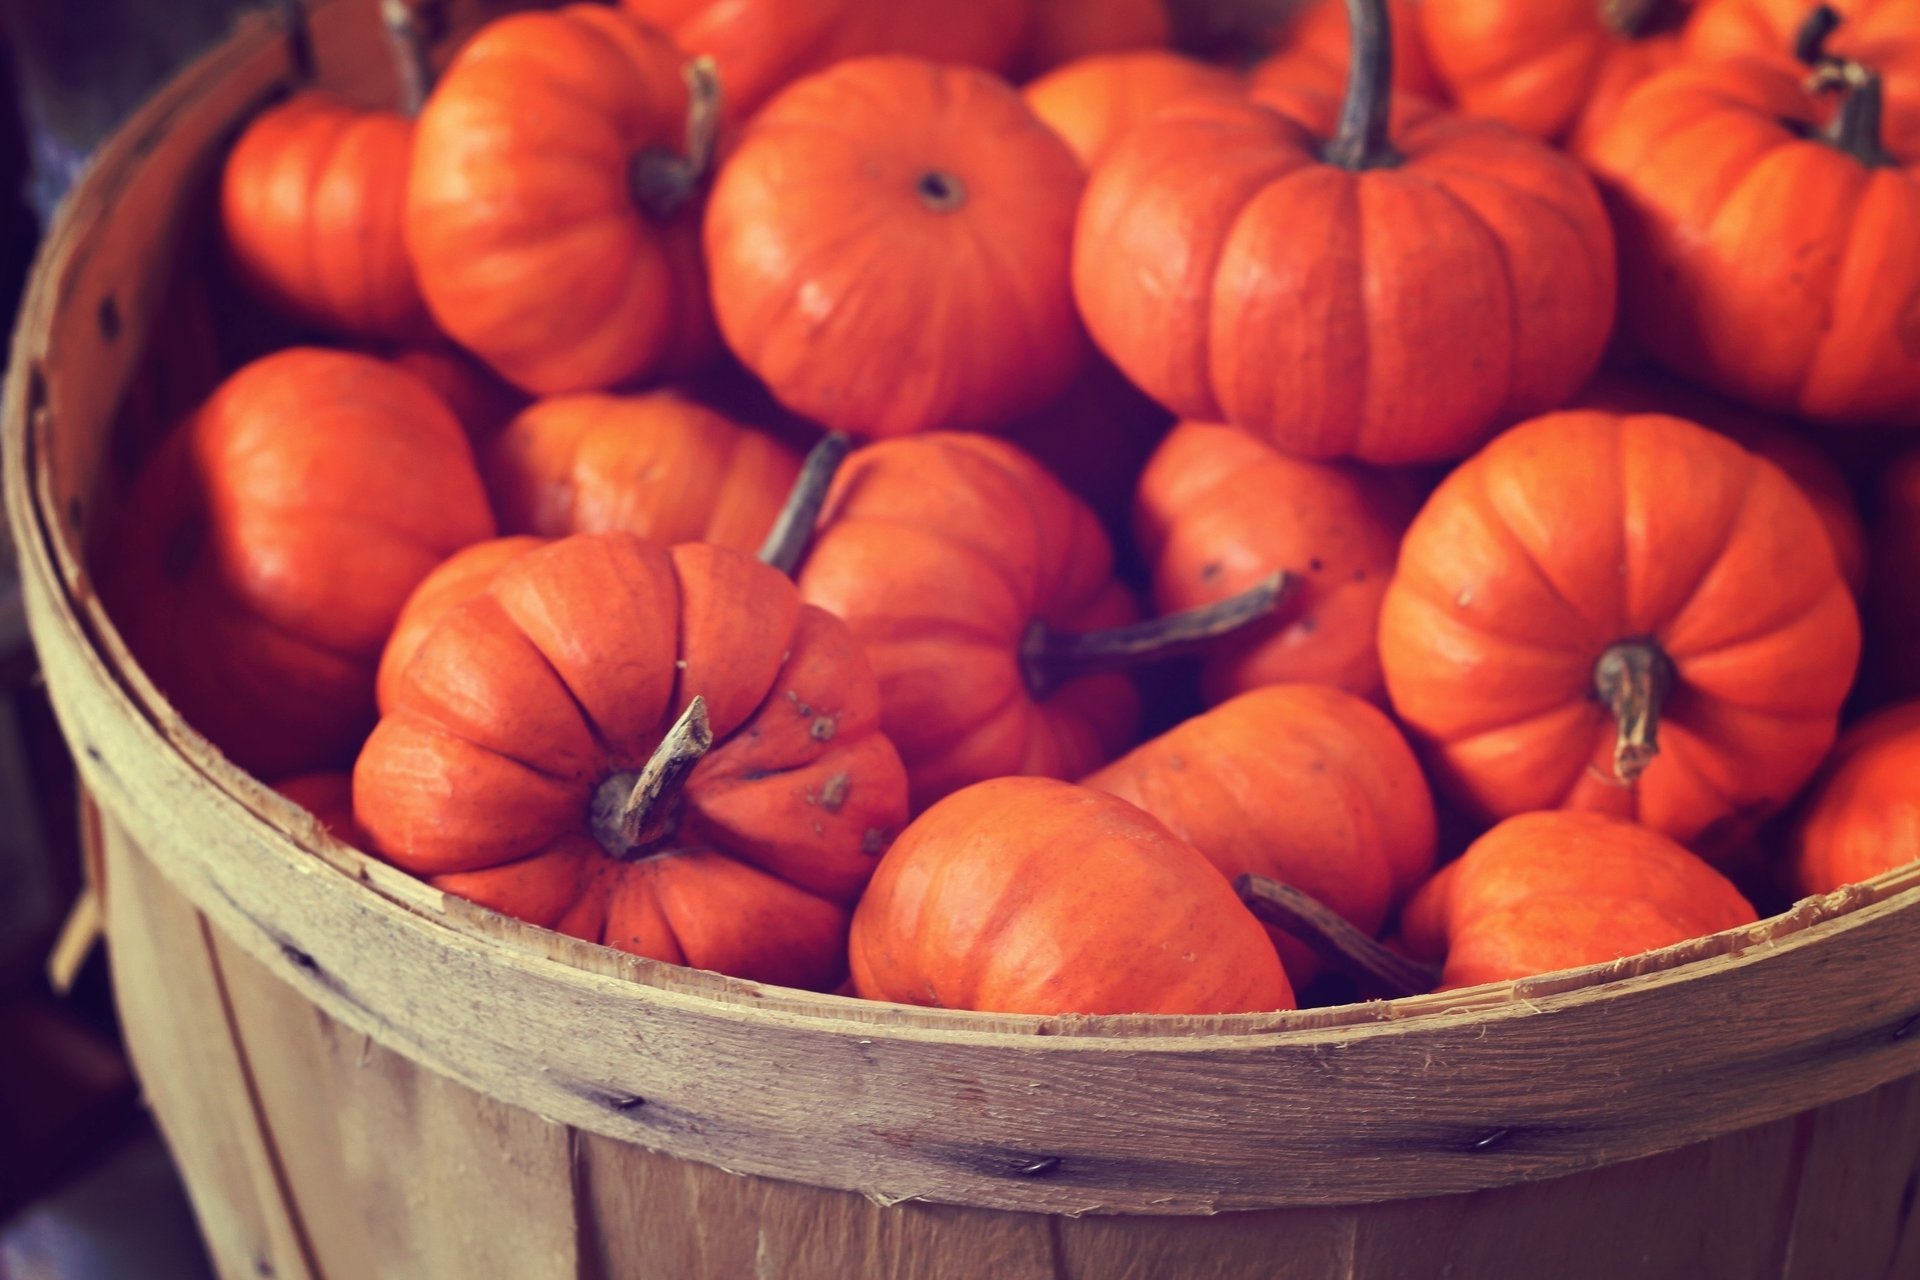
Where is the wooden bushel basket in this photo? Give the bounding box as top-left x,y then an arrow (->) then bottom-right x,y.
6,2 -> 1920,1276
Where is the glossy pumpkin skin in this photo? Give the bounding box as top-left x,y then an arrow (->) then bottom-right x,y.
1023,50 -> 1241,170
104,349 -> 495,780
1419,0 -> 1695,142
1379,410 -> 1861,857
622,0 -> 1033,124
849,778 -> 1294,1015
1862,453 -> 1920,706
1085,685 -> 1435,984
376,536 -> 549,715
1575,370 -> 1868,595
795,433 -> 1138,811
706,57 -> 1087,439
1075,96 -> 1616,464
354,534 -> 910,988
406,7 -> 715,395
1789,702 -> 1920,894
1400,811 -> 1758,990
1253,0 -> 1441,101
1013,0 -> 1171,79
1134,421 -> 1417,704
390,347 -> 528,441
222,94 -> 432,342
485,392 -> 801,550
1583,58 -> 1920,427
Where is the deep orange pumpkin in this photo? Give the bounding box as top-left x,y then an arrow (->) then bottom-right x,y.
1023,49 -> 1241,169
1012,0 -> 1171,79
1085,685 -> 1435,985
1076,0 -> 1616,464
621,0 -> 1033,124
849,777 -> 1294,1015
1253,0 -> 1441,100
1400,811 -> 1758,989
376,536 -> 549,715
1582,43 -> 1920,427
406,6 -> 717,395
103,349 -> 496,780
705,57 -> 1087,439
485,392 -> 801,551
793,433 -> 1139,810
1862,452 -> 1920,706
1379,410 -> 1861,858
1133,420 -> 1417,704
354,533 -> 909,988
1418,0 -> 1695,142
276,774 -> 364,846
1788,702 -> 1920,894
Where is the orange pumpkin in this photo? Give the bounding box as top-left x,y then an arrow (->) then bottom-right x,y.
621,0 -> 1033,124
277,774 -> 364,846
1253,0 -> 1441,100
389,347 -> 528,441
1862,452 -> 1920,706
406,6 -> 717,395
1418,0 -> 1695,142
794,433 -> 1139,809
103,349 -> 495,779
705,57 -> 1087,439
1582,41 -> 1920,427
1788,702 -> 1920,894
1013,0 -> 1172,79
485,392 -> 801,551
849,778 -> 1295,1015
354,533 -> 909,988
1076,0 -> 1616,464
1023,49 -> 1241,170
1574,370 -> 1868,594
376,536 -> 549,715
1379,410 -> 1861,858
1133,420 -> 1418,704
1085,685 -> 1435,985
1400,811 -> 1758,989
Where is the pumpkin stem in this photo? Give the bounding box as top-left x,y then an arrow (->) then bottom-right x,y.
1324,0 -> 1401,171
1794,4 -> 1843,66
379,0 -> 441,118
1021,572 -> 1295,699
630,56 -> 725,221
590,696 -> 714,861
759,432 -> 854,576
1819,64 -> 1898,167
1593,640 -> 1674,785
1236,875 -> 1439,999
1601,0 -> 1683,38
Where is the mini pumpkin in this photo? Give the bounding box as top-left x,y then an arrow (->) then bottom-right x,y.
1582,35 -> 1920,426
485,392 -> 801,551
1379,410 -> 1861,858
1023,49 -> 1241,170
103,349 -> 495,779
1400,810 -> 1758,990
1076,0 -> 1616,464
1085,685 -> 1435,985
1013,0 -> 1172,79
376,536 -> 548,715
1788,702 -> 1920,895
621,0 -> 1033,124
849,777 -> 1295,1015
1133,420 -> 1418,704
406,6 -> 718,394
354,533 -> 910,988
705,57 -> 1087,439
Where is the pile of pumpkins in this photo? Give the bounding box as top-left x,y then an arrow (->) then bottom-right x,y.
101,0 -> 1920,1016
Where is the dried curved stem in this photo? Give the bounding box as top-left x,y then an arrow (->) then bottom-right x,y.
1593,641 -> 1674,785
631,56 -> 724,220
591,697 -> 713,860
380,0 -> 441,118
1237,875 -> 1439,999
759,433 -> 853,576
1324,0 -> 1400,171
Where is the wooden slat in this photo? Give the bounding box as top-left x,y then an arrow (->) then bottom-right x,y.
1780,1072 -> 1920,1280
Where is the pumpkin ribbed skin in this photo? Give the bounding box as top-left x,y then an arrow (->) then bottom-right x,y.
1134,421 -> 1416,704
1401,811 -> 1758,990
849,778 -> 1295,1015
1013,0 -> 1171,79
1085,685 -> 1435,985
1379,410 -> 1861,857
1789,702 -> 1920,895
354,534 -> 909,988
1419,0 -> 1695,142
376,536 -> 549,715
1583,57 -> 1920,427
706,58 -> 1087,439
222,94 -> 432,342
103,349 -> 495,779
1023,50 -> 1241,170
795,433 -> 1138,811
1075,95 -> 1615,464
406,7 -> 714,395
485,392 -> 800,550
1253,0 -> 1440,100
621,0 -> 1033,124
